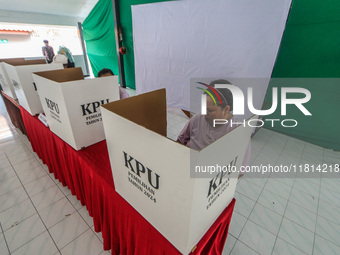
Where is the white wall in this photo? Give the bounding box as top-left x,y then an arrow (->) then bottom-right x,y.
132,0 -> 292,113
0,23 -> 83,61
0,10 -> 82,26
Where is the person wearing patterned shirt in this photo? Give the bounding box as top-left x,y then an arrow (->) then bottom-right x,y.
42,40 -> 55,63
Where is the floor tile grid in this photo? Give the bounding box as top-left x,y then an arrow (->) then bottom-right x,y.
285,143 -> 339,254
0,122 -> 106,254
0,222 -> 10,255
312,167 -> 324,255
1,150 -> 62,254
227,131 -> 290,254
227,128 -> 276,254
270,141 -> 325,255
229,128 -> 321,255
0,97 -> 111,254
25,142 -> 107,253
62,196 -> 107,250
2,96 -> 340,255
229,185 -> 272,254
313,151 -> 340,251
267,136 -> 314,254
239,128 -> 274,188
25,127 -> 108,253
270,184 -> 308,255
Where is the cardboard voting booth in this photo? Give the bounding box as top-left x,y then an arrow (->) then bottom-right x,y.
4,59 -> 63,115
0,58 -> 26,99
32,68 -> 120,150
101,89 -> 256,254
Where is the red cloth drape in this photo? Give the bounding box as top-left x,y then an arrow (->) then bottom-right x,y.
20,107 -> 235,255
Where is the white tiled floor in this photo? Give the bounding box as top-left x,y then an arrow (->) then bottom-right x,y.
0,98 -> 110,255
1,93 -> 340,254
225,129 -> 340,255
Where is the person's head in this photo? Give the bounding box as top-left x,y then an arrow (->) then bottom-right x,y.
98,68 -> 114,77
43,40 -> 49,46
58,49 -> 66,55
58,45 -> 68,55
204,79 -> 233,126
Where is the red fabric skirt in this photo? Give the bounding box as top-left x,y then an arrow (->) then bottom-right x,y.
20,107 -> 235,255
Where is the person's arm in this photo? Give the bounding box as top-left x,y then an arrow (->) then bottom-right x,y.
42,47 -> 47,57
177,118 -> 191,145
119,87 -> 129,99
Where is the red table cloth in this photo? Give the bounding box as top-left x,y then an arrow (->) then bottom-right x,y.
20,107 -> 235,255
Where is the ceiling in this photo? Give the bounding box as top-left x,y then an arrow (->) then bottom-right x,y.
0,0 -> 99,18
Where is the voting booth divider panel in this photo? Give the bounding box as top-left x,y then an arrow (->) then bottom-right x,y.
101,89 -> 256,254
32,68 -> 120,150
0,58 -> 31,99
4,59 -> 63,115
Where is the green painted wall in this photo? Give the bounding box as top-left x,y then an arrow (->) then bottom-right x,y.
264,0 -> 340,150
83,0 -> 173,88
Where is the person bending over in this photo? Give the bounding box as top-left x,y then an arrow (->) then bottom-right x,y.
177,79 -> 250,177
97,68 -> 129,99
58,45 -> 75,68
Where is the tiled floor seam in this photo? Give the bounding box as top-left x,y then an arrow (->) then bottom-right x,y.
311,149 -> 340,252
0,222 -> 11,255
269,172 -> 321,254
60,183 -> 107,247
75,209 -> 104,245
58,228 -> 90,252
29,145 -> 107,248
230,178 -> 268,254
269,139 -> 306,254
229,130 -> 290,254
312,149 -> 325,255
5,153 -> 61,255
233,239 -> 261,255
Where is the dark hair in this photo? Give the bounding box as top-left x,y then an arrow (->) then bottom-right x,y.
67,59 -> 75,68
98,68 -> 114,77
205,79 -> 233,111
43,40 -> 48,43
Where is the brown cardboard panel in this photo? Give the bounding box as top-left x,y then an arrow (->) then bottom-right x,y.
33,67 -> 84,83
102,89 -> 167,137
6,59 -> 47,66
0,58 -> 26,65
182,109 -> 193,118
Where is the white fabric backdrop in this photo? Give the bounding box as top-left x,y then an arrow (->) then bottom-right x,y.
132,0 -> 292,113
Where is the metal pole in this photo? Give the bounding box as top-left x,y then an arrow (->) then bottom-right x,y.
111,0 -> 126,88
77,22 -> 90,76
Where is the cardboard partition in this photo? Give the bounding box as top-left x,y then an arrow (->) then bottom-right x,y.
4,60 -> 64,115
0,58 -> 26,99
101,89 -> 257,254
32,68 -> 120,150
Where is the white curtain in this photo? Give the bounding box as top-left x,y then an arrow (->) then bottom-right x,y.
132,0 -> 292,113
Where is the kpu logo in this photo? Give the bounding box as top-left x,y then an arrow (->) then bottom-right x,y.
45,98 -> 59,114
12,79 -> 20,90
123,152 -> 160,189
207,157 -> 237,197
81,99 -> 109,116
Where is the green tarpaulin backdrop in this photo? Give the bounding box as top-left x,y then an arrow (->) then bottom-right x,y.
263,0 -> 340,150
83,0 -> 340,150
82,0 -> 173,88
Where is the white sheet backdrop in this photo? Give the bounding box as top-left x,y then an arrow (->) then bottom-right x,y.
132,0 -> 292,113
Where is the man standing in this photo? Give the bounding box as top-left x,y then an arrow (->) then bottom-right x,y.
42,40 -> 55,63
